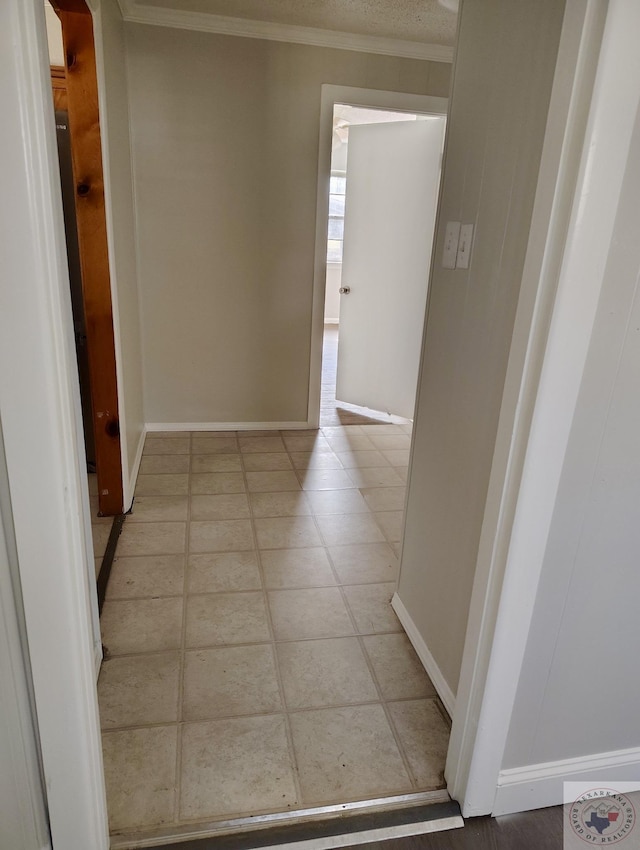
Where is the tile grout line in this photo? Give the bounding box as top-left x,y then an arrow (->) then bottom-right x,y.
173,429 -> 197,828
311,460 -> 420,794
241,432 -> 305,811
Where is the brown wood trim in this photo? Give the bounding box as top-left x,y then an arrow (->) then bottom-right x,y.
58,9 -> 123,515
49,0 -> 90,14
51,65 -> 67,111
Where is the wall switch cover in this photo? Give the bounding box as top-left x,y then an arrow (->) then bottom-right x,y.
457,223 -> 474,269
442,221 -> 461,269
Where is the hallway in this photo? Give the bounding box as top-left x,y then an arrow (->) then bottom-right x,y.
98,425 -> 450,844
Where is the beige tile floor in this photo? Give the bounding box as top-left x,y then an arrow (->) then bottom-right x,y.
98,426 -> 450,839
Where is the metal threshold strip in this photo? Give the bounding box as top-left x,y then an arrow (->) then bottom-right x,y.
110,790 -> 463,850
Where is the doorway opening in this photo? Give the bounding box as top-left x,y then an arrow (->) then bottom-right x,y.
321,104 -> 445,428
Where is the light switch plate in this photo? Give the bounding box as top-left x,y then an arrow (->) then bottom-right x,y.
442,221 -> 461,269
456,223 -> 474,269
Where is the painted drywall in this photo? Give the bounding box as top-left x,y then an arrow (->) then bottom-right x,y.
502,95 -> 640,771
44,1 -> 64,66
125,24 -> 450,424
324,264 -> 342,322
97,0 -> 145,502
0,427 -> 50,850
397,0 -> 566,696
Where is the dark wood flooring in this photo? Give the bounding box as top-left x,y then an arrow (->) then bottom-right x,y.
348,807 -> 564,849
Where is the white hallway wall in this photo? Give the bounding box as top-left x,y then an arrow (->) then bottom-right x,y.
124,23 -> 450,426
499,21 -> 640,804
397,0 -> 566,698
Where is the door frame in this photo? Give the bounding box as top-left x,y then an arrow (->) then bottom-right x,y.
0,0 -> 621,845
50,0 -> 124,516
307,85 -> 448,428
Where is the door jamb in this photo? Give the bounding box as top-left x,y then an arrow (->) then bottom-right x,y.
50,0 -> 124,516
307,85 -> 448,429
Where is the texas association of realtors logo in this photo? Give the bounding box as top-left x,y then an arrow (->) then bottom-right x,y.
569,787 -> 636,844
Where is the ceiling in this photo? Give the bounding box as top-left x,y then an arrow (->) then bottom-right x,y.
119,0 -> 458,60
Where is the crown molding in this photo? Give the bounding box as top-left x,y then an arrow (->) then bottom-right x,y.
118,1 -> 454,63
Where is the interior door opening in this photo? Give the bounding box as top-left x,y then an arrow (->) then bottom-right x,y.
320,103 -> 446,428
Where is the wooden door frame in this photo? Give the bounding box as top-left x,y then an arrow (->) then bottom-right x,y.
50,0 -> 123,515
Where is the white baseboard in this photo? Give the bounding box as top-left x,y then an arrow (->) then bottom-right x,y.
493,746 -> 640,815
146,421 -> 311,432
126,427 -> 146,512
391,593 -> 456,717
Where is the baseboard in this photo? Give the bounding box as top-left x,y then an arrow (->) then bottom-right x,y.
493,746 -> 640,815
126,427 -> 146,512
146,421 -> 311,432
391,593 -> 456,717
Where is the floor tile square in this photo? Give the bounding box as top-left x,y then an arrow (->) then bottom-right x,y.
261,548 -> 336,589
374,511 -> 404,543
127,496 -> 189,523
335,451 -> 390,469
190,494 -> 250,521
183,644 -> 281,720
239,435 -> 285,453
254,516 -> 322,549
297,469 -> 355,491
98,652 -> 180,729
328,543 -> 399,584
139,455 -> 190,475
249,491 -> 311,518
191,454 -> 242,473
282,434 -> 331,452
102,726 -> 177,830
246,471 -> 301,492
324,435 -> 375,453
92,523 -> 111,558
191,435 -> 238,454
360,425 -> 405,436
187,552 -> 262,593
343,583 -> 401,634
135,474 -> 189,496
388,699 -> 449,788
189,520 -> 254,552
242,453 -> 293,471
289,705 -> 411,805
101,597 -> 183,655
277,638 -> 377,709
288,451 -> 343,470
190,473 -> 246,495
345,467 -> 405,488
362,634 -> 437,700
117,521 -> 186,556
185,592 -> 270,646
268,588 -> 354,640
143,436 -> 190,455
180,716 -> 298,819
381,449 -> 410,467
316,514 -> 385,547
304,489 -> 370,515
361,487 -> 406,512
368,434 -> 411,451
106,554 -> 185,599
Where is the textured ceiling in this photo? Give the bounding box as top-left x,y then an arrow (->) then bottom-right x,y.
130,0 -> 459,46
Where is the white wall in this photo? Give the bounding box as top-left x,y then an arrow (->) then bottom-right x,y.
124,23 -> 450,426
397,0 -> 566,698
324,264 -> 342,322
96,0 -> 145,505
501,90 -> 640,785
